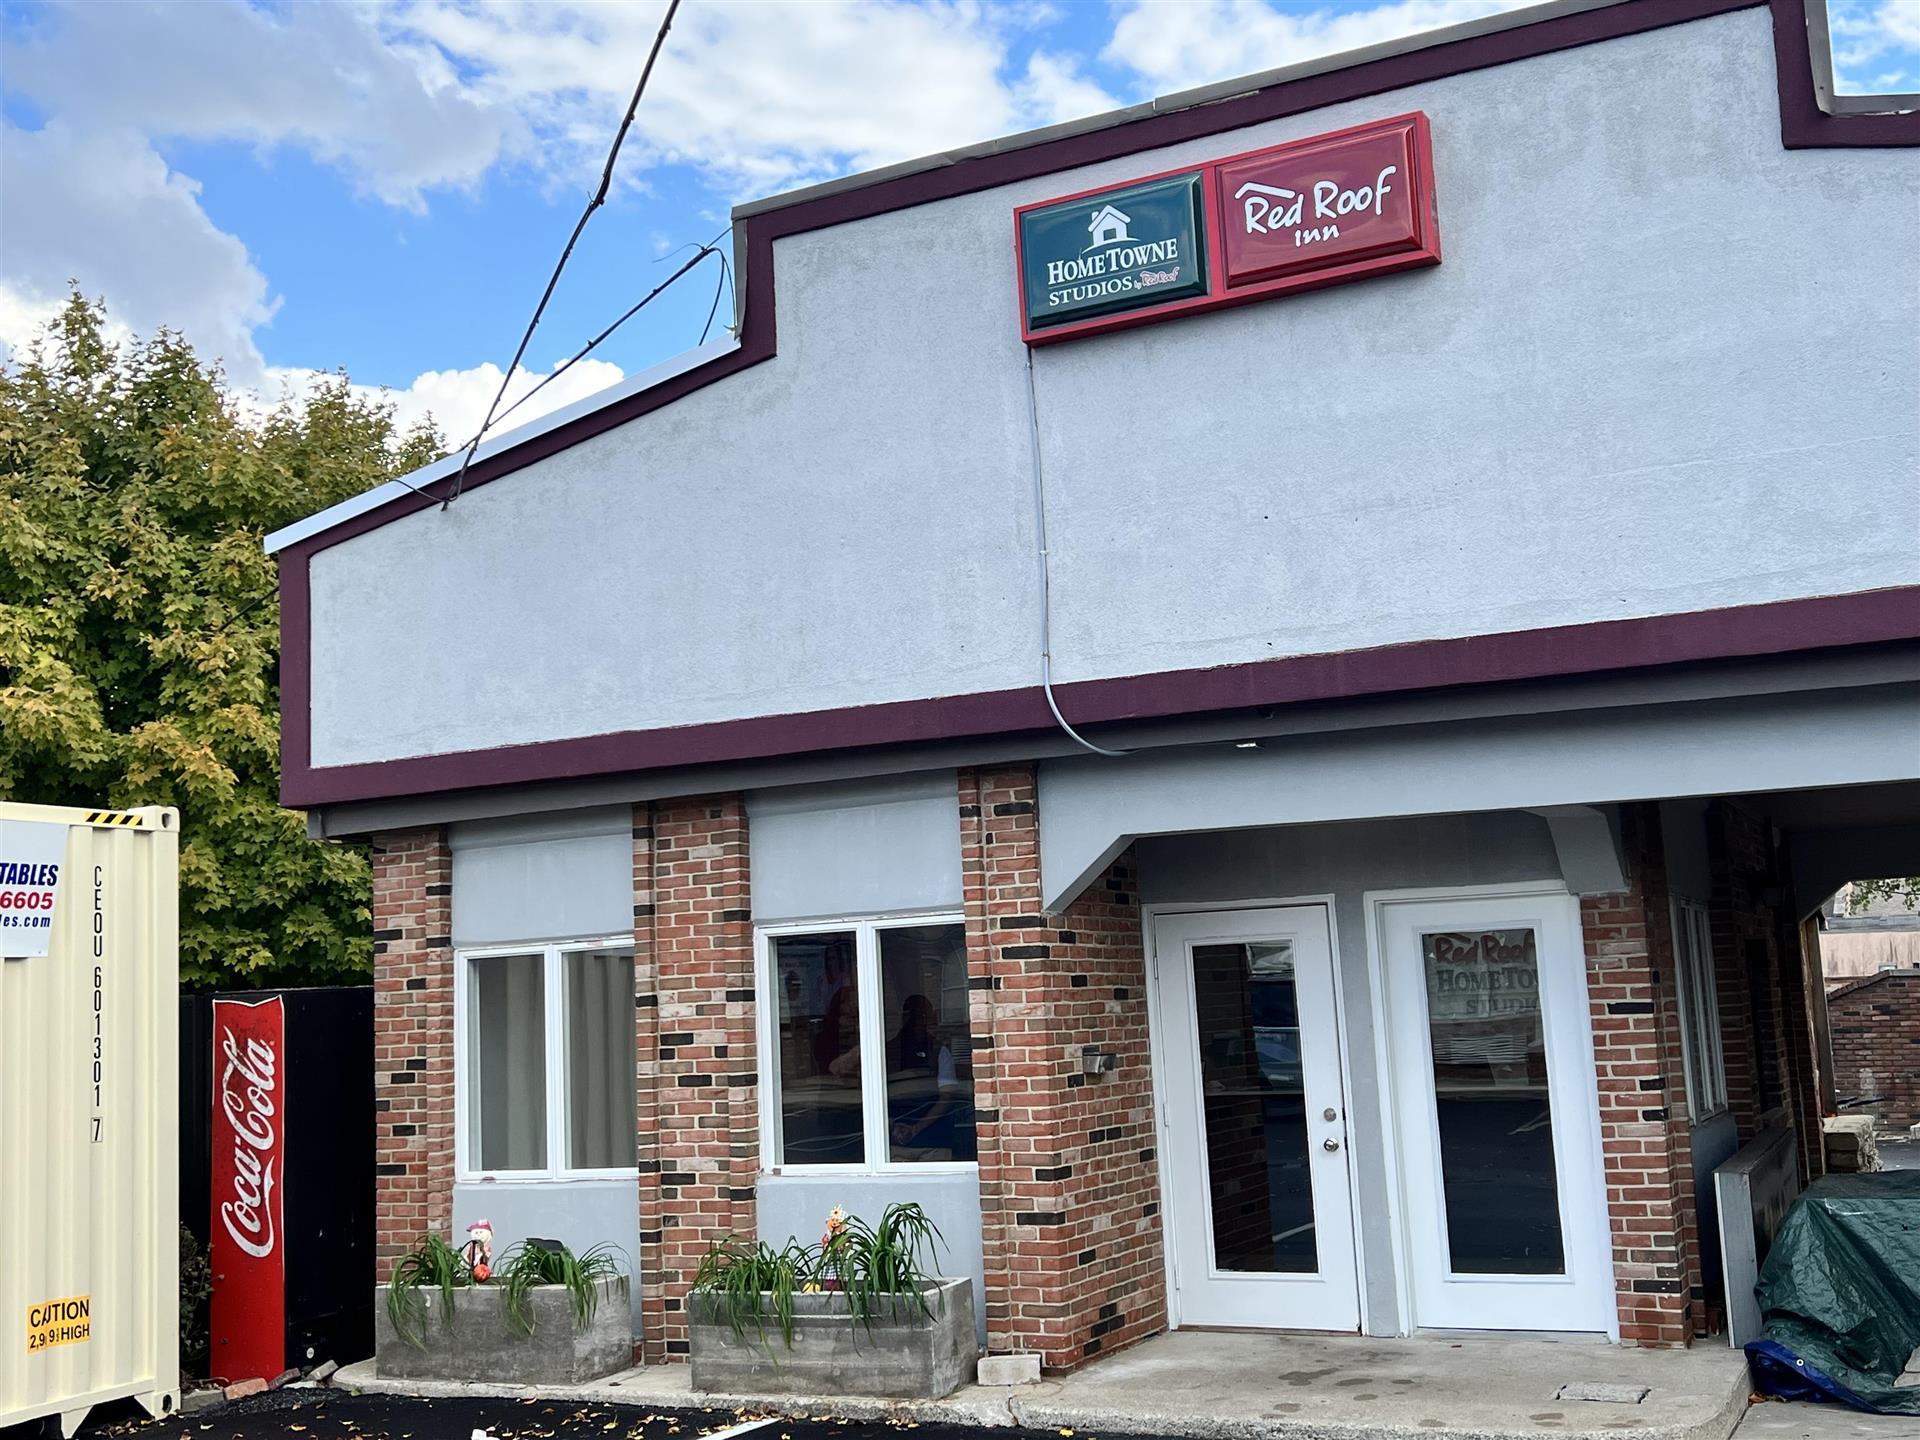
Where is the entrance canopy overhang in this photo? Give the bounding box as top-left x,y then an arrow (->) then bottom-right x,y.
1036,651 -> 1920,911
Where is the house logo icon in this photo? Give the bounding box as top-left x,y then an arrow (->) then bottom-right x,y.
1084,203 -> 1132,251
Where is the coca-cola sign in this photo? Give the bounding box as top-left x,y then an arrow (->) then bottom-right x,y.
209,996 -> 286,1381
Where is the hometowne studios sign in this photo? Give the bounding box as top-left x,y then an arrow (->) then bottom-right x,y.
1015,113 -> 1440,345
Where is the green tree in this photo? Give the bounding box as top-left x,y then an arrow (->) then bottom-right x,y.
0,293 -> 442,988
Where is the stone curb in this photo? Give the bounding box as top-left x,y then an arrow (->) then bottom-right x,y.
331,1357 -> 1752,1440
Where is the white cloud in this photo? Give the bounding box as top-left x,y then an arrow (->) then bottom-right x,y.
1826,0 -> 1920,94
4,1 -> 512,210
257,355 -> 629,451
394,0 -> 1110,197
0,121 -> 279,385
1102,0 -> 1534,95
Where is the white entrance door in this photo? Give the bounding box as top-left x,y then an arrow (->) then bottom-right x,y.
1377,891 -> 1614,1333
1153,906 -> 1359,1331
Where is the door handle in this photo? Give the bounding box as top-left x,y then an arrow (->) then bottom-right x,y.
1323,1137 -> 1341,1152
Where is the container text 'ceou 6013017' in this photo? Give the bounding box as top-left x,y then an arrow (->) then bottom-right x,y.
0,801 -> 179,1436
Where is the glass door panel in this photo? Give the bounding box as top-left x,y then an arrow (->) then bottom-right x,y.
1193,942 -> 1316,1274
1421,927 -> 1565,1276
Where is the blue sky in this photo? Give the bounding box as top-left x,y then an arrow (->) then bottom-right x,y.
2,0 -> 1914,446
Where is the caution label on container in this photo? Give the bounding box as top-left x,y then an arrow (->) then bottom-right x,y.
25,1295 -> 91,1353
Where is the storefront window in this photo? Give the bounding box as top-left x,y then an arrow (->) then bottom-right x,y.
770,931 -> 865,1165
761,918 -> 974,1169
459,940 -> 637,1177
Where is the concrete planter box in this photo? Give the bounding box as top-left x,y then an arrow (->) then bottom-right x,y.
373,1275 -> 631,1384
689,1278 -> 975,1399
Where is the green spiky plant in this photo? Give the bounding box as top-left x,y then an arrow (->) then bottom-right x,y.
498,1240 -> 626,1337
691,1237 -> 812,1351
691,1202 -> 947,1352
385,1234 -> 470,1349
831,1202 -> 946,1331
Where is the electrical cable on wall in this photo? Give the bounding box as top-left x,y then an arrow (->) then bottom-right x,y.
1023,347 -> 1130,759
442,0 -> 684,510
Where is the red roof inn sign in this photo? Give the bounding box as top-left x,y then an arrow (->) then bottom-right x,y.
1016,113 -> 1439,345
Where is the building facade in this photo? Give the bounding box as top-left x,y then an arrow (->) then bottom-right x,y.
271,0 -> 1920,1368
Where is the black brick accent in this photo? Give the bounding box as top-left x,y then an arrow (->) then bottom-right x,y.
1016,1211 -> 1067,1227
1632,1278 -> 1685,1294
405,977 -> 426,991
404,1057 -> 427,1071
660,1033 -> 696,1047
969,976 -> 1001,991
728,1187 -> 757,1202
376,1163 -> 407,1176
632,825 -> 653,840
1078,1249 -> 1097,1266
634,903 -> 656,918
1003,944 -> 1051,959
721,909 -> 751,923
373,928 -> 403,941
677,1074 -> 714,1087
636,993 -> 658,1008
1607,1001 -> 1656,1015
427,934 -> 451,948
387,1072 -> 416,1085
1641,1107 -> 1670,1122
727,1072 -> 758,1087
392,1124 -> 416,1137
726,988 -> 755,1003
993,801 -> 1035,816
996,915 -> 1049,929
1070,974 -> 1089,987
425,883 -> 451,897
1056,931 -> 1078,945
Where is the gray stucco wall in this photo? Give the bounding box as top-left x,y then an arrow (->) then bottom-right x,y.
1135,811 -> 1565,1335
452,1178 -> 643,1336
450,806 -> 633,947
305,7 -> 1919,771
756,1170 -> 988,1346
748,773 -> 961,923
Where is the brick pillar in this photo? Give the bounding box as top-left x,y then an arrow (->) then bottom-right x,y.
632,805 -> 667,1362
370,827 -> 454,1270
963,766 -> 1166,1371
1582,804 -> 1699,1346
642,795 -> 755,1359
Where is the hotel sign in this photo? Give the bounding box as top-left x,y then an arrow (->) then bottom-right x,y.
1019,173 -> 1207,332
1015,112 -> 1439,345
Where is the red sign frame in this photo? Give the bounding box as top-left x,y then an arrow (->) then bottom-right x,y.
1015,111 -> 1439,346
209,996 -> 286,1382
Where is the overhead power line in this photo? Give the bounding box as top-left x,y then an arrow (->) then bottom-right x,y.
442,0 -> 685,510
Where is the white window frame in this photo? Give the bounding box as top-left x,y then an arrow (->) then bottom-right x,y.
454,934 -> 637,1182
755,912 -> 974,1176
1670,898 -> 1728,1121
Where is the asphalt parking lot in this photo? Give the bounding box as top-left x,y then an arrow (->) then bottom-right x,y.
20,1391 -> 1094,1440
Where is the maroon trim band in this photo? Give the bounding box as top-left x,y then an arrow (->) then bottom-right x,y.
280,586 -> 1920,807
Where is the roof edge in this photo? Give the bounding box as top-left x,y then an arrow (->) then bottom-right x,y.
731,0 -> 1624,223
263,336 -> 740,554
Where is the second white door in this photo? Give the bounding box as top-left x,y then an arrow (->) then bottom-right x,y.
1153,906 -> 1360,1331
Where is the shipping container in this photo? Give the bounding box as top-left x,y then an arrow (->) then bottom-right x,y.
0,802 -> 180,1436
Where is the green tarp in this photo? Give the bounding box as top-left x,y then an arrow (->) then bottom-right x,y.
1750,1170 -> 1920,1414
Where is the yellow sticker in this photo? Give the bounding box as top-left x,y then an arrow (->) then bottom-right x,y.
25,1295 -> 90,1353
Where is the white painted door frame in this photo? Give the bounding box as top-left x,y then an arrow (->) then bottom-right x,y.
1147,902 -> 1362,1332
1366,883 -> 1615,1337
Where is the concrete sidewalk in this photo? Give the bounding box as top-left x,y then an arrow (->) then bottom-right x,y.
336,1329 -> 1752,1440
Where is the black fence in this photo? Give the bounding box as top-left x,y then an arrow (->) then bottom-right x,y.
181,986 -> 375,1375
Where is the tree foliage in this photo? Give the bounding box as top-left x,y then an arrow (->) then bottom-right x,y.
0,294 -> 442,988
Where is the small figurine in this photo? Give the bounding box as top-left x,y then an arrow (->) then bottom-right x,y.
461,1219 -> 494,1282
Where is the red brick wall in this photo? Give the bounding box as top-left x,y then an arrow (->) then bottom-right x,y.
638,796 -> 756,1360
369,827 -> 455,1269
1827,970 -> 1920,1130
962,766 -> 1166,1371
1582,804 -> 1701,1346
